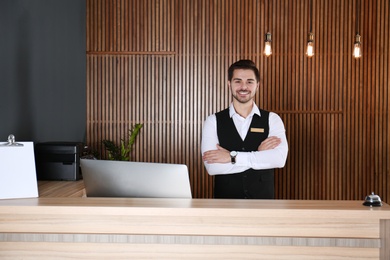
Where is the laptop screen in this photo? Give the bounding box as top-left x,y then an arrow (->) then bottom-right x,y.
81,159 -> 192,199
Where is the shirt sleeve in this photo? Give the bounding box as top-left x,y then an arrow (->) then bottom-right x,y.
201,112 -> 288,176
235,112 -> 288,170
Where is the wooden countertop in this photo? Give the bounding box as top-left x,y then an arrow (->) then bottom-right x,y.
1,197 -> 389,239
38,180 -> 86,197
34,180 -> 389,211
1,196 -> 389,210
1,183 -> 390,259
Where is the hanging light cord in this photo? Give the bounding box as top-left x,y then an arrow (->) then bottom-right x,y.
355,0 -> 360,34
267,0 -> 270,32
309,0 -> 313,33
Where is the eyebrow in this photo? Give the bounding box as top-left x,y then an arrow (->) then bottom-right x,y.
232,78 -> 256,82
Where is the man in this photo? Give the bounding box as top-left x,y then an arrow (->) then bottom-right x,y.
201,59 -> 288,199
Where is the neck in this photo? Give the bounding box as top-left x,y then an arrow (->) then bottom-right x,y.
233,101 -> 253,118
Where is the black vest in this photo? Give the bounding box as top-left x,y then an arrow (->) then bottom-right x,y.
214,108 -> 274,199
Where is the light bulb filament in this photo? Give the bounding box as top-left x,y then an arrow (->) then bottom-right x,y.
306,33 -> 314,57
264,42 -> 272,56
264,32 -> 272,57
353,34 -> 362,58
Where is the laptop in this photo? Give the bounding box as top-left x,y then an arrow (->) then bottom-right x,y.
80,159 -> 192,198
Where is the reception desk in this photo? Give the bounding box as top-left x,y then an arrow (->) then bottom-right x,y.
0,195 -> 389,259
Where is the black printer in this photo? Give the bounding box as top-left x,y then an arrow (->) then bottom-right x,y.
35,142 -> 83,181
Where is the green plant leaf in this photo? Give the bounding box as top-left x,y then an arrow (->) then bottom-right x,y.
102,139 -> 121,161
102,123 -> 143,161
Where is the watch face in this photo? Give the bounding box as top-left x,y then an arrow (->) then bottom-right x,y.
230,151 -> 237,157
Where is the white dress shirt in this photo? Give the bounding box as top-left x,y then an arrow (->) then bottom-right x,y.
201,103 -> 288,175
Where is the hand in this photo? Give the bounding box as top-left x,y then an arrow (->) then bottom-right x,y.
258,136 -> 281,151
202,144 -> 230,164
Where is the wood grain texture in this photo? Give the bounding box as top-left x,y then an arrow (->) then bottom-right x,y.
381,219 -> 390,259
38,181 -> 85,198
1,198 -> 389,238
1,198 -> 389,259
86,0 -> 390,200
0,242 -> 379,260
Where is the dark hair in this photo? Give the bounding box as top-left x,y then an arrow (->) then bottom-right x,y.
228,59 -> 260,82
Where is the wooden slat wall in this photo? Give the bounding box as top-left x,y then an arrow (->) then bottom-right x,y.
86,0 -> 390,200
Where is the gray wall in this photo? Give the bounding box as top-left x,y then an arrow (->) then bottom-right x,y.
0,0 -> 86,143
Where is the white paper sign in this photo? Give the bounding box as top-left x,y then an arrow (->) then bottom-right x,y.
0,142 -> 39,199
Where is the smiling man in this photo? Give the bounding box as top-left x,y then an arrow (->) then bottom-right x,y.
201,59 -> 288,199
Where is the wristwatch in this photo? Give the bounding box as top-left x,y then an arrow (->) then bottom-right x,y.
230,151 -> 238,164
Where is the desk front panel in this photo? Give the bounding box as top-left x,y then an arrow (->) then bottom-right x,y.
0,198 -> 389,259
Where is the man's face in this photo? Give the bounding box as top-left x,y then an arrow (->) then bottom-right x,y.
228,69 -> 259,104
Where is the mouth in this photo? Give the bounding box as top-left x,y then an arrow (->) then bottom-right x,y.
237,90 -> 250,96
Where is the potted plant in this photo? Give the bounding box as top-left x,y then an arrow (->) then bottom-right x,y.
102,123 -> 143,161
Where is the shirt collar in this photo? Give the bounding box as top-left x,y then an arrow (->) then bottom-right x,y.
229,102 -> 261,118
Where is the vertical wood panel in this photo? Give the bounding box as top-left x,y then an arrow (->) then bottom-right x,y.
86,0 -> 390,201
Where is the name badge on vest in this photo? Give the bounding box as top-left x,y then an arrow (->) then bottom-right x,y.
251,127 -> 264,133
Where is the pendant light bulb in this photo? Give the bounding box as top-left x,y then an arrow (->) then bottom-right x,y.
353,34 -> 362,58
264,32 -> 272,57
306,33 -> 314,57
